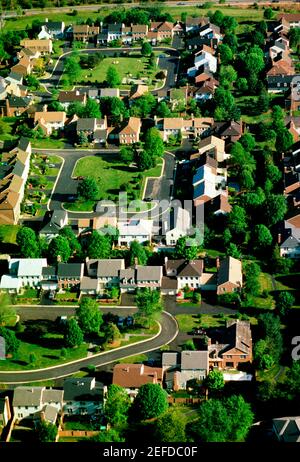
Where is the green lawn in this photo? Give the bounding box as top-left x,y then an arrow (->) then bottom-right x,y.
176,313 -> 258,333
118,354 -> 148,364
63,199 -> 95,212
0,224 -> 20,244
0,117 -> 19,142
79,54 -> 160,89
31,138 -> 70,149
259,273 -> 274,292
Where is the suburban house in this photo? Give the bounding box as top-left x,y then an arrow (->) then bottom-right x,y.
34,108 -> 67,136
285,75 -> 300,113
162,350 -> 209,390
196,135 -> 226,162
63,377 -> 103,416
41,266 -> 58,292
7,258 -> 47,288
0,95 -> 33,117
216,256 -> 243,295
279,214 -> 300,258
20,39 -> 53,54
107,23 -> 124,42
13,386 -> 64,424
57,263 -> 84,290
185,17 -> 209,34
76,117 -> 108,145
0,397 -> 11,432
112,364 -> 163,396
129,84 -> 149,101
119,265 -> 163,293
86,258 -> 125,293
165,206 -> 192,246
73,24 -> 100,42
118,117 -> 141,144
39,19 -> 65,39
155,116 -> 214,142
39,210 -> 68,242
147,21 -> 174,44
165,258 -> 203,291
272,417 -> 300,442
58,90 -> 87,109
208,320 -> 252,370
187,50 -> 217,78
277,13 -> 300,29
118,219 -> 153,246
213,120 -> 243,144
193,164 -> 227,207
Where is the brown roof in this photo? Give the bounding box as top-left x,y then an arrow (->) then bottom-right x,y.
161,276 -> 178,290
278,13 -> 300,22
131,24 -> 148,33
0,190 -> 19,209
73,25 -> 89,33
224,320 -> 252,355
58,90 -> 86,103
166,259 -> 203,277
163,118 -> 183,130
267,60 -> 294,76
113,364 -> 163,388
119,117 -> 141,135
34,111 -> 66,123
286,214 -> 300,229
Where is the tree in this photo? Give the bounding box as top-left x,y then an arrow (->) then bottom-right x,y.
218,43 -> 233,64
236,77 -> 248,93
119,146 -> 134,165
154,410 -> 186,442
210,10 -> 224,27
17,227 -> 40,258
226,243 -> 241,259
137,150 -> 155,171
0,327 -> 20,355
252,224 -> 273,253
104,322 -> 121,344
270,244 -> 293,274
228,205 -> 248,236
222,16 -> 238,34
240,133 -> 255,152
265,164 -> 281,188
77,131 -> 88,145
243,261 -> 261,296
59,226 -> 81,255
257,88 -> 269,113
264,194 -> 287,227
29,352 -> 37,364
258,313 -> 283,363
104,384 -> 131,426
190,395 -> 253,442
78,177 -> 99,201
141,41 -> 152,56
48,236 -> 71,263
223,32 -> 238,53
275,128 -> 293,153
86,231 -> 112,259
182,339 -> 196,351
175,236 -> 199,260
132,383 -> 168,421
131,93 -> 156,118
136,288 -> 162,326
219,65 -> 237,88
0,295 -> 16,326
76,297 -> 103,334
90,429 -> 125,442
276,291 -> 295,317
81,98 -> 101,118
289,27 -> 300,50
64,318 -> 83,348
204,370 -> 225,393
263,8 -> 274,20
129,240 -> 147,265
106,66 -> 121,88
214,87 -> 236,120
156,101 -> 171,118
65,57 -> 81,85
35,419 -> 58,443
48,100 -> 64,112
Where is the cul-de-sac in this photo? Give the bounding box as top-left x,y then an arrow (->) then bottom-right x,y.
0,0 -> 299,444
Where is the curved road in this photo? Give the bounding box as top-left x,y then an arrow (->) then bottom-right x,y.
0,311 -> 178,384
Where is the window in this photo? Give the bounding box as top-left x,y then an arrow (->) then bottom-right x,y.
226,355 -> 232,358
240,355 -> 246,359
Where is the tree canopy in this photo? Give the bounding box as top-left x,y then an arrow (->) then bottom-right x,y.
64,318 -> 83,348
131,383 -> 168,421
86,231 -> 112,259
17,227 -> 40,258
76,297 -> 103,334
48,235 -> 71,263
78,177 -> 100,201
104,384 -> 131,426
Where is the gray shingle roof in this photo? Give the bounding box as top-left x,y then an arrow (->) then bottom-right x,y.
63,377 -> 102,401
57,263 -> 83,278
13,387 -> 43,407
136,265 -> 162,281
181,351 -> 209,371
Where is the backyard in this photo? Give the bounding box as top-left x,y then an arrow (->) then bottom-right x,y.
64,154 -> 162,211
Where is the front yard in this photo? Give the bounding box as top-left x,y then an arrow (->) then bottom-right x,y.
176,313 -> 258,334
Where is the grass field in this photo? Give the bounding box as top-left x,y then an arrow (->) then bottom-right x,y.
118,353 -> 148,364
176,313 -> 258,333
0,224 -> 20,244
31,138 -> 70,149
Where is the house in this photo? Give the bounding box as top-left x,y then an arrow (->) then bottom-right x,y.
118,219 -> 153,246
39,210 -> 68,242
73,24 -> 99,42
11,55 -> 32,77
86,258 -> 125,293
196,135 -> 226,162
155,116 -> 214,142
165,206 -> 192,246
185,17 -> 209,34
39,19 -> 65,39
285,75 -> 300,112
63,377 -> 103,416
40,266 -> 58,291
118,117 -> 141,144
208,320 -> 252,370
112,364 -> 163,396
57,263 -> 84,289
76,117 -> 107,145
277,13 -> 300,29
129,84 -> 149,101
165,258 -> 203,291
13,386 -> 64,423
273,417 -> 300,442
34,108 -> 67,136
187,50 -> 217,77
20,39 -> 53,54
99,88 -> 120,99
107,23 -> 124,43
5,258 -> 48,289
174,351 -> 209,390
147,21 -> 174,44
58,90 -> 87,109
279,214 -> 300,258
0,190 -> 22,226
193,164 -> 227,206
213,120 -> 243,144
130,24 -> 148,42
80,276 -> 99,296
216,256 -> 242,295
0,95 -> 32,117
162,352 -> 180,388
119,266 -> 163,293
266,62 -> 296,92
6,72 -> 23,87
0,397 -> 11,431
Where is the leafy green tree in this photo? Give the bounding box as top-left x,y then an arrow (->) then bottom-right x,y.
276,291 -> 295,317
48,236 -> 71,263
223,32 -> 238,53
222,16 -> 238,34
210,10 -> 224,27
87,231 -> 112,259
175,236 -> 199,260
81,98 -> 101,118
270,244 -> 293,274
235,77 -> 248,93
17,227 -> 40,258
136,288 -> 162,326
0,327 -> 20,355
35,420 -> 58,442
76,297 -> 103,334
131,93 -> 156,118
204,370 -> 225,393
129,240 -> 147,265
286,361 -> 300,395
68,101 -> 84,117
64,318 -> 83,348
78,177 -> 99,201
0,295 -> 16,326
252,224 -> 273,253
77,131 -> 88,145
257,88 -> 269,113
48,100 -> 64,112
275,128 -> 293,153
132,383 -> 168,421
141,41 -> 152,56
240,133 -> 255,152
228,205 -> 248,237
190,395 -> 253,442
154,410 -> 186,442
137,150 -> 155,171
289,27 -> 300,49
104,322 -> 121,344
104,384 -> 131,426
263,8 -> 274,19
219,65 -> 237,87
226,243 -> 241,259
182,339 -> 196,351
59,226 -> 81,255
264,194 -> 287,227
106,66 -> 121,88
91,429 -> 125,442
120,146 -> 134,164
243,261 -> 261,296
218,43 -> 233,64
156,101 -> 171,117
65,57 -> 81,85
258,313 -> 283,364
214,87 -> 236,120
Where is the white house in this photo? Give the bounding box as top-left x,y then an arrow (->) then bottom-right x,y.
13,386 -> 64,423
38,25 -> 52,40
187,50 -> 217,77
8,258 -> 48,288
118,219 -> 153,246
39,210 -> 68,242
107,23 -> 124,42
165,258 -> 204,290
165,206 -> 192,246
280,215 -> 300,258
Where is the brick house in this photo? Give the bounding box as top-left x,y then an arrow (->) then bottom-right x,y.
118,117 -> 141,144
57,263 -> 84,290
216,256 -> 243,295
112,364 -> 163,396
